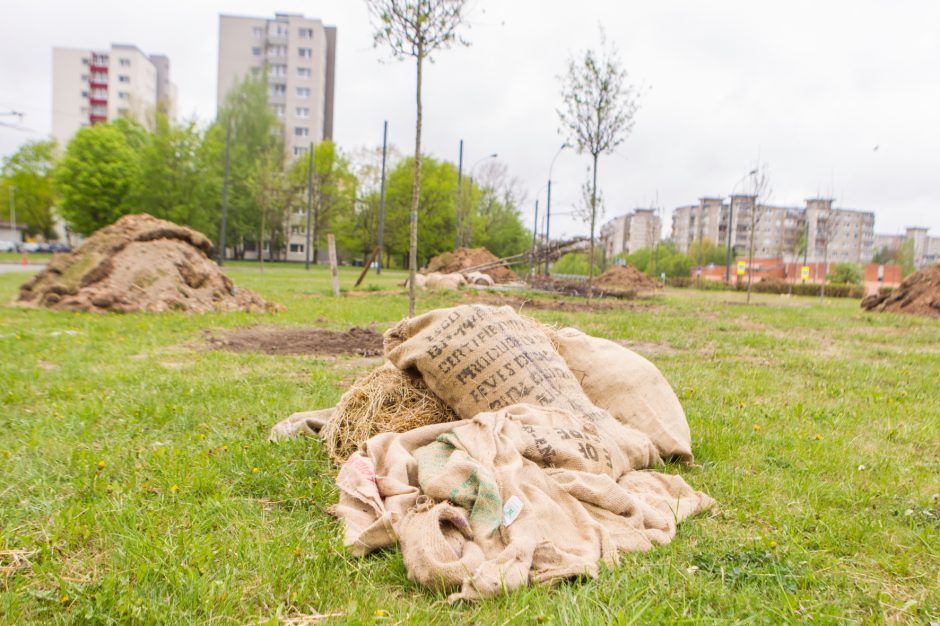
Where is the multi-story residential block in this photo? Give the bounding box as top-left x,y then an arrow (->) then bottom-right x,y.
671,196 -> 875,263
600,208 -> 662,258
873,226 -> 940,269
52,44 -> 176,146
217,12 -> 336,159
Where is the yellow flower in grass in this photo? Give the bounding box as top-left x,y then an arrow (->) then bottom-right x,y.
96,460 -> 106,470
169,484 -> 179,494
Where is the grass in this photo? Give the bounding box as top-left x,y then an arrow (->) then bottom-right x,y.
0,263 -> 937,624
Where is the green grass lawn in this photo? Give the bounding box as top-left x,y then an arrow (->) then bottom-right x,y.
1,264 -> 937,624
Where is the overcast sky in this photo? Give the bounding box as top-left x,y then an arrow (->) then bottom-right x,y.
1,0 -> 938,239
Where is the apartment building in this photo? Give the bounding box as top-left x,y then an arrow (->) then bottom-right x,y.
600,209 -> 662,258
671,197 -> 875,264
217,13 -> 336,159
52,44 -> 176,146
874,226 -> 940,269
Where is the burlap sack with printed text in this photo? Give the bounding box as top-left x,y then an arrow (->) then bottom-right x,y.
384,304 -> 608,423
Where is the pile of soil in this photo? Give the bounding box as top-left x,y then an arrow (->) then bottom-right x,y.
861,264 -> 940,318
17,214 -> 278,313
594,265 -> 661,292
204,326 -> 384,356
425,247 -> 518,284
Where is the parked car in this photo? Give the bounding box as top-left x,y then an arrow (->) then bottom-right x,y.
22,242 -> 42,253
48,242 -> 72,253
0,240 -> 17,252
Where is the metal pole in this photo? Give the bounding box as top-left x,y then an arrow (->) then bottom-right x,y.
8,186 -> 15,246
724,196 -> 734,283
305,141 -> 314,270
377,121 -> 388,274
455,139 -> 463,250
544,178 -> 552,276
218,119 -> 231,266
530,199 -> 539,278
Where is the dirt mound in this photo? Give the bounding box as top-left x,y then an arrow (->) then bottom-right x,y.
425,247 -> 517,284
861,264 -> 940,318
203,326 -> 384,356
17,214 -> 278,313
594,265 -> 661,292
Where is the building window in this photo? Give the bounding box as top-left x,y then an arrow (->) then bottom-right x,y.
81,90 -> 89,98
273,104 -> 285,118
296,87 -> 310,98
267,45 -> 287,57
297,67 -> 312,79
289,243 -> 304,253
252,26 -> 265,38
296,107 -> 309,118
298,27 -> 314,38
118,75 -> 130,83
298,47 -> 312,59
118,91 -> 129,99
119,58 -> 130,67
252,47 -> 262,56
293,146 -> 308,157
81,74 -> 89,81
250,66 -> 261,77
271,64 -> 287,77
294,127 -> 309,137
269,22 -> 289,37
81,57 -> 89,65
270,84 -> 286,97
117,108 -> 129,116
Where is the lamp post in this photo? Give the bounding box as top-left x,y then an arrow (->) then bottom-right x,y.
725,168 -> 758,284
544,143 -> 569,275
461,153 -> 497,248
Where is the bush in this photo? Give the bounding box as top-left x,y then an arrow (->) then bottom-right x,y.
665,277 -> 865,299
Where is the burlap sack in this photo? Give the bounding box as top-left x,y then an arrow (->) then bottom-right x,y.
465,271 -> 495,287
384,304 -> 606,423
332,403 -> 714,601
267,408 -> 333,441
424,272 -> 465,291
551,328 -> 694,463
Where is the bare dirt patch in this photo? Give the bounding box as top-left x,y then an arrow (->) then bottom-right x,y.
594,265 -> 661,292
462,292 -> 661,313
202,326 -> 385,356
17,214 -> 279,314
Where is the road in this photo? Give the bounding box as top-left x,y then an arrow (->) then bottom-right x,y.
0,263 -> 44,274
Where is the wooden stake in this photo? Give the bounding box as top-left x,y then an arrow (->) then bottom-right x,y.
354,247 -> 380,288
327,233 -> 340,296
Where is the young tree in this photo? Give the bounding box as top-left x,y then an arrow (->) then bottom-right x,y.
558,29 -> 640,298
745,166 -> 771,304
365,0 -> 471,316
0,140 -> 58,239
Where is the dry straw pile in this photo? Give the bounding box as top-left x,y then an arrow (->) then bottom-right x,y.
320,365 -> 458,464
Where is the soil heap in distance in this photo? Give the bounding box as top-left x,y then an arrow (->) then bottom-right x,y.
860,264 -> 940,319
18,214 -> 280,313
594,265 -> 661,292
425,247 -> 518,284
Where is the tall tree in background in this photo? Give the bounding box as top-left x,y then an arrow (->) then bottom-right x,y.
0,140 -> 58,239
365,0 -> 471,316
212,75 -> 282,258
558,29 -> 640,298
125,114 -> 217,237
288,141 -> 358,263
53,122 -> 141,235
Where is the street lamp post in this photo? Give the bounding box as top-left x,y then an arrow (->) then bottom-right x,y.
218,118 -> 232,267
725,168 -> 758,284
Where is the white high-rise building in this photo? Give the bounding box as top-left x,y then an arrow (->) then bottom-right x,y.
217,12 -> 337,159
600,209 -> 662,258
52,44 -> 176,146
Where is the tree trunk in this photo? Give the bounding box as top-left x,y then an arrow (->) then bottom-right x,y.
408,50 -> 424,318
259,207 -> 265,274
587,152 -> 599,301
